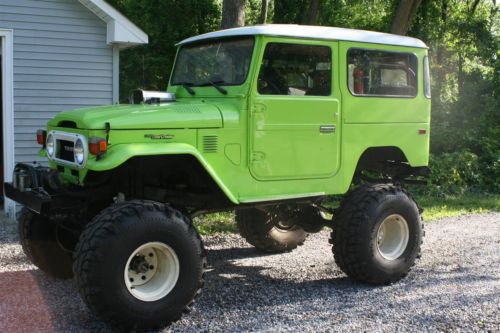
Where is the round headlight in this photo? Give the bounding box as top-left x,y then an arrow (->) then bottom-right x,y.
46,134 -> 55,157
74,138 -> 85,165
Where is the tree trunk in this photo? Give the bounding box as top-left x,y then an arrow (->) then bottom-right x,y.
260,0 -> 268,24
390,0 -> 423,35
306,0 -> 320,25
221,0 -> 245,29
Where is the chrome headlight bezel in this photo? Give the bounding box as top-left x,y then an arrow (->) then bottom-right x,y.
46,134 -> 55,157
74,138 -> 85,165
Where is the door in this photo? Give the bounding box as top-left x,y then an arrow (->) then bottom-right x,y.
249,39 -> 341,180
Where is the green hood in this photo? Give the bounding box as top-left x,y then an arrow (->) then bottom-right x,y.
48,102 -> 223,130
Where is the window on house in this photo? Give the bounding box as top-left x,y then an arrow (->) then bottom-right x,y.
257,43 -> 331,96
347,49 -> 418,97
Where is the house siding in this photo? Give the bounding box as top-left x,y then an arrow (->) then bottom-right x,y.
0,0 -> 113,163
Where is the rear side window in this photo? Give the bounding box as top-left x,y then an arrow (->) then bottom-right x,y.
347,49 -> 417,97
423,56 -> 431,98
258,43 -> 331,96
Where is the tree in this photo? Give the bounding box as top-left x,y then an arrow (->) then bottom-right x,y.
260,0 -> 269,24
391,0 -> 422,35
221,0 -> 246,29
306,0 -> 320,24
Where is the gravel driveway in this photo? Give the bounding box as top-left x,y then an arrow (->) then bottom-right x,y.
1,213 -> 499,332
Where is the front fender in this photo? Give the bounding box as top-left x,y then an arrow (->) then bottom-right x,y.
86,143 -> 238,204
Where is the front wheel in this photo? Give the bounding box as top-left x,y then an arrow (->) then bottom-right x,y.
331,184 -> 423,285
73,201 -> 206,331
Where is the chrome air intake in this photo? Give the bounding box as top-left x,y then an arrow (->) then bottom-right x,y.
131,89 -> 176,105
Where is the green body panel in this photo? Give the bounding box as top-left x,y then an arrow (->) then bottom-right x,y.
43,34 -> 430,205
48,102 -> 223,130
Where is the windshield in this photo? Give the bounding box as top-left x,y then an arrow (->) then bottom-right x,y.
171,37 -> 254,86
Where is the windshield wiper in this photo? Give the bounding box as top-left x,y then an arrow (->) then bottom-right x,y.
178,82 -> 195,95
199,80 -> 227,95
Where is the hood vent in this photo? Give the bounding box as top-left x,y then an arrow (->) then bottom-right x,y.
203,136 -> 218,153
57,120 -> 77,128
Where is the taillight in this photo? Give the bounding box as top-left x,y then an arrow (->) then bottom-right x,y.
36,130 -> 47,146
89,137 -> 107,155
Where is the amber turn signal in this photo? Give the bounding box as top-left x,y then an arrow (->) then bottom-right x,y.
89,137 -> 107,155
36,129 -> 47,146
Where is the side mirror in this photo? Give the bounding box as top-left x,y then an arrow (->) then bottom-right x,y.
130,89 -> 176,104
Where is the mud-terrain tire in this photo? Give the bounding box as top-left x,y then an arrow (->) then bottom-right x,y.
18,208 -> 74,279
331,184 -> 423,285
73,200 -> 206,331
236,207 -> 308,253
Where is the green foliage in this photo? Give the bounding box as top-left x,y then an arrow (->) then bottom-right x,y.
106,0 -> 221,101
426,151 -> 481,196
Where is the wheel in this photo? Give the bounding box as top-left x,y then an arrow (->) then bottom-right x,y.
236,206 -> 308,253
331,184 -> 423,285
73,200 -> 206,331
18,208 -> 74,279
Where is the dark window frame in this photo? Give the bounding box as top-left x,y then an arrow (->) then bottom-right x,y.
257,42 -> 333,97
346,47 -> 419,99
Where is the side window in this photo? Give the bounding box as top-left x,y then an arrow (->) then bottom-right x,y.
257,43 -> 331,96
423,56 -> 431,98
347,49 -> 417,97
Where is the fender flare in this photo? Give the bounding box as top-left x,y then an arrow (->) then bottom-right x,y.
85,143 -> 239,204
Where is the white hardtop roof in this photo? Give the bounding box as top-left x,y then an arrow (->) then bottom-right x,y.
178,24 -> 427,49
78,0 -> 148,48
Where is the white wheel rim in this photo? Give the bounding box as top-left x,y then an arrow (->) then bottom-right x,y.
376,214 -> 409,260
124,242 -> 180,302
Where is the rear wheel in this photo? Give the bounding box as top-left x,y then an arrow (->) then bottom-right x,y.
236,206 -> 308,253
73,200 -> 206,331
18,208 -> 75,279
331,184 -> 423,285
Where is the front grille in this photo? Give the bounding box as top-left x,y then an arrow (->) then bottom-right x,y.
58,140 -> 74,162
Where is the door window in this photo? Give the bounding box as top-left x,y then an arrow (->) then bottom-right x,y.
257,43 -> 331,96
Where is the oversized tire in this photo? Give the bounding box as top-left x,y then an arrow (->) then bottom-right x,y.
73,200 -> 206,331
18,208 -> 74,279
331,184 -> 423,285
236,206 -> 308,253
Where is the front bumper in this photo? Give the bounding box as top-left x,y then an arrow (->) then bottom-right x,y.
4,182 -> 51,214
4,163 -> 81,215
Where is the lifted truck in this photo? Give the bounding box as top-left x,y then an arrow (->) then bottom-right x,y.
5,25 -> 431,330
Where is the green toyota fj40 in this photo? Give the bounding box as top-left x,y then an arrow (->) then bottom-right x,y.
5,25 -> 431,330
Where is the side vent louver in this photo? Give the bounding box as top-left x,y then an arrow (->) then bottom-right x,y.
203,136 -> 218,153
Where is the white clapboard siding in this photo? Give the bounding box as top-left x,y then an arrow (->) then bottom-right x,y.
0,0 -> 114,163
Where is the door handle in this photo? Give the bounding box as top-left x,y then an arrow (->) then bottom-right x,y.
320,125 -> 336,133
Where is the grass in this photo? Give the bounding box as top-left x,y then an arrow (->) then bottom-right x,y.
193,211 -> 238,235
416,193 -> 499,221
193,194 -> 500,235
